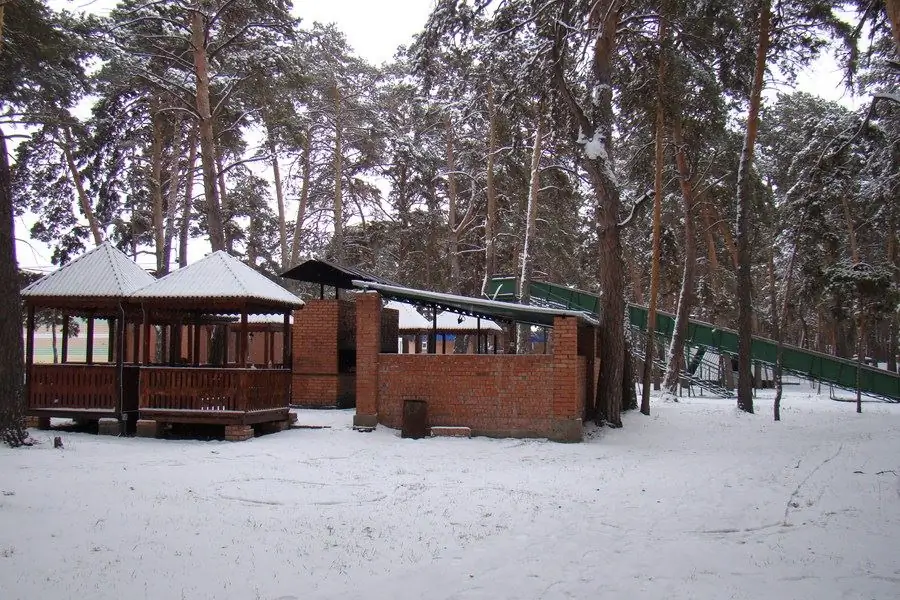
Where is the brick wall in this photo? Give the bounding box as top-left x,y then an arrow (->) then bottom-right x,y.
377,354 -> 556,438
292,300 -> 342,407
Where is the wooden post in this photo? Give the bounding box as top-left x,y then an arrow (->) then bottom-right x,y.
115,305 -> 125,417
107,318 -> 115,362
476,318 -> 482,354
442,333 -> 446,354
121,317 -> 128,364
131,323 -> 140,364
223,325 -> 229,365
239,310 -> 248,367
282,311 -> 290,368
25,305 -> 35,408
493,334 -> 498,354
143,309 -> 151,365
86,315 -> 95,364
61,312 -> 69,363
192,320 -> 201,366
320,283 -> 324,299
429,305 -> 437,354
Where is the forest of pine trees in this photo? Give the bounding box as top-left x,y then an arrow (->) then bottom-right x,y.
1,0 -> 898,443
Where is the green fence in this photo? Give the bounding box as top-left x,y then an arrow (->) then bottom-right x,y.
488,277 -> 900,401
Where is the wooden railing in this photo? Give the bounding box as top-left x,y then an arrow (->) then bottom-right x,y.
139,367 -> 290,412
29,364 -> 117,411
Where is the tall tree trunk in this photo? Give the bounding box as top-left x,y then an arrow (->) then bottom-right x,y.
482,82 -> 499,296
214,148 -> 231,252
769,248 -> 783,421
151,102 -> 166,273
290,125 -> 311,267
190,7 -> 226,252
583,0 -> 626,428
61,127 -> 103,245
735,0 -> 771,414
889,212 -> 898,372
179,123 -> 198,268
886,0 -> 900,52
0,127 -> 26,446
700,199 -> 719,273
333,85 -> 344,261
269,133 -> 289,271
162,121 -> 182,276
517,109 -> 544,354
445,115 -> 461,292
641,7 -> 668,415
663,119 -> 697,394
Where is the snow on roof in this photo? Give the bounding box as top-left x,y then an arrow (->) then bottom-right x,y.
385,301 -> 432,331
22,243 -> 155,299
216,313 -> 294,325
133,251 -> 303,308
435,311 -> 503,332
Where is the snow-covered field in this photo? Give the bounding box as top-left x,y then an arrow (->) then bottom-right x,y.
2,386 -> 899,600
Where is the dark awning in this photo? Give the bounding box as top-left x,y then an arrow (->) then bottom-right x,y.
279,259 -> 396,289
351,280 -> 599,328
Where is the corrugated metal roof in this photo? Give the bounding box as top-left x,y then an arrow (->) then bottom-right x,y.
435,311 -> 503,332
385,301 -> 432,331
22,243 -> 155,299
352,280 -> 599,327
134,251 -> 303,308
280,258 -> 397,288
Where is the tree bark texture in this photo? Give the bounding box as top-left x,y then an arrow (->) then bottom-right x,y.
269,134 -> 289,271
0,127 -> 27,446
62,126 -> 103,245
445,115 -> 461,293
641,8 -> 668,415
333,84 -> 344,261
191,8 -> 226,252
517,110 -> 543,354
162,117 -> 183,275
735,0 -> 771,414
179,123 -> 198,268
482,82 -> 498,296
663,119 -> 697,394
151,101 -> 166,272
290,125 -> 311,267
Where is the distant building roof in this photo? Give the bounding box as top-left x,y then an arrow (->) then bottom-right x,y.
134,251 -> 302,311
280,258 -> 395,289
22,243 -> 155,302
385,301 -> 432,331
435,311 -> 503,332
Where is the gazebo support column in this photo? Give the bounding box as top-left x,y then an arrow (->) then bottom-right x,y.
131,323 -> 140,364
25,305 -> 36,424
282,311 -> 290,368
239,310 -> 248,368
192,320 -> 201,367
85,315 -> 94,364
61,312 -> 69,364
142,309 -> 151,365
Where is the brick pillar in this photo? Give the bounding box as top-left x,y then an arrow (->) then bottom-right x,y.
354,292 -> 381,428
551,316 -> 582,442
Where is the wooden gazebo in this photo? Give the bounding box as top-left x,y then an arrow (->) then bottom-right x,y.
131,251 -> 303,441
21,243 -> 156,433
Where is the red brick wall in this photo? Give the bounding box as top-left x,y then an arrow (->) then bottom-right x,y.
355,293 -> 381,417
377,354 -> 556,437
292,300 -> 339,407
552,316 -> 579,420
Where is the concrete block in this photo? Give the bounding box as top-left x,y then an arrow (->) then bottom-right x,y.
549,418 -> 583,443
431,426 -> 471,438
352,414 -> 377,429
224,425 -> 254,442
98,418 -> 121,436
136,419 -> 159,438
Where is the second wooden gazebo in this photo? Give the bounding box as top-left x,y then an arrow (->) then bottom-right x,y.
131,251 -> 304,441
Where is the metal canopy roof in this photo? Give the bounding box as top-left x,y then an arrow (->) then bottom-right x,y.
280,258 -> 395,289
352,280 -> 599,328
133,251 -> 303,310
23,243 -> 155,302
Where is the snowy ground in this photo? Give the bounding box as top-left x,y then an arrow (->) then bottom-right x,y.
2,384 -> 899,600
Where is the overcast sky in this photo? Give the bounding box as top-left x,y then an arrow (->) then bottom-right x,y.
18,0 -> 857,271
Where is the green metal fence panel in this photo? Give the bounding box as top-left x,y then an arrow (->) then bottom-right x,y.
492,277 -> 900,401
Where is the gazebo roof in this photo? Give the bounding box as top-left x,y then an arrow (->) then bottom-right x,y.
385,300 -> 432,331
133,251 -> 303,311
280,258 -> 395,289
22,243 -> 155,306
